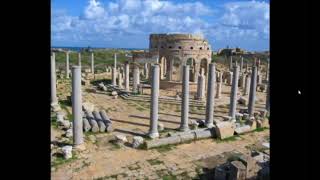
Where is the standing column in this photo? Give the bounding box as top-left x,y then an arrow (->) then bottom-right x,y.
215,74 -> 222,99
196,73 -> 205,101
148,65 -> 160,138
246,62 -> 249,73
72,66 -> 84,146
118,71 -> 123,89
239,73 -> 246,89
229,66 -> 240,120
248,66 -> 258,118
91,52 -> 94,74
133,65 -> 140,93
78,52 -> 81,66
266,80 -> 270,112
66,51 -> 70,79
125,63 -> 130,91
180,65 -> 190,131
229,56 -> 233,71
168,59 -> 173,81
51,53 -> 58,106
205,63 -> 216,128
257,59 -> 261,70
160,60 -> 165,80
144,63 -> 149,79
266,61 -> 269,82
114,53 -> 117,69
240,57 -> 243,72
243,74 -> 251,96
112,67 -> 117,86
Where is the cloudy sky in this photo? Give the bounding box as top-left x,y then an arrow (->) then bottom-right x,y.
51,0 -> 269,51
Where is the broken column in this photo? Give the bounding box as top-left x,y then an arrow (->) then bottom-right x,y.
93,111 -> 106,132
112,67 -> 117,86
266,61 -> 269,82
180,65 -> 190,132
51,52 -> 58,106
144,63 -> 149,79
91,52 -> 94,74
229,65 -> 240,121
133,65 -> 140,93
205,63 -> 216,128
71,66 -> 83,146
85,111 -> 99,132
66,51 -> 70,79
248,66 -> 258,118
125,63 -> 130,91
196,73 -> 205,101
215,72 -> 222,98
148,65 -> 160,138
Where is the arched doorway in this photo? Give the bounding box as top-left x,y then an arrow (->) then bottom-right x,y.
159,56 -> 167,80
172,57 -> 181,81
200,58 -> 208,76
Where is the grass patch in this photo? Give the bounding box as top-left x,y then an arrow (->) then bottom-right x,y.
151,144 -> 177,153
147,158 -> 164,165
51,153 -> 77,168
108,139 -> 122,150
253,127 -> 268,132
162,175 -> 177,180
215,135 -> 241,143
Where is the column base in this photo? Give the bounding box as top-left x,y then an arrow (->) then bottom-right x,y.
148,132 -> 159,139
73,143 -> 86,151
205,123 -> 214,128
179,126 -> 189,132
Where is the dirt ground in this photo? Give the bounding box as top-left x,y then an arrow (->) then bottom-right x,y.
51,65 -> 269,180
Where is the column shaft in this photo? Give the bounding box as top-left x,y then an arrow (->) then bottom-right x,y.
229,66 -> 239,120
248,66 -> 258,117
51,53 -> 58,105
205,63 -> 216,128
149,65 -> 160,138
180,65 -> 190,131
72,66 -> 83,145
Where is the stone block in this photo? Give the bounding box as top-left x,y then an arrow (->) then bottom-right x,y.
82,102 -> 95,112
238,97 -> 248,105
61,146 -> 72,159
115,134 -> 127,143
132,136 -> 144,148
158,123 -> 164,131
215,121 -> 235,139
235,125 -> 251,134
229,161 -> 247,180
246,120 -> 257,130
214,163 -> 230,180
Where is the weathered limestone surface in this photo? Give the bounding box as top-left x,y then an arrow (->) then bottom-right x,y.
229,65 -> 239,120
93,111 -> 106,132
85,111 -> 99,132
148,65 -> 160,138
205,63 -> 216,128
215,121 -> 236,139
248,66 -> 258,117
72,66 -> 84,145
229,161 -> 247,180
180,65 -> 190,131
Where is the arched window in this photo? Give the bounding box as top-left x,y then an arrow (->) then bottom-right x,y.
178,46 -> 182,49
169,46 -> 172,49
199,47 -> 203,50
161,46 -> 164,49
190,47 -> 193,49
207,47 -> 209,50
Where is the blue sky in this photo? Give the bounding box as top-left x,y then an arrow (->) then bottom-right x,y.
51,0 -> 269,51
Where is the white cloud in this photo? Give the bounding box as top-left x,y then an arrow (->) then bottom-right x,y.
51,0 -> 269,50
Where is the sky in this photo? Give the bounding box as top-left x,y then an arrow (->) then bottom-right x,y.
51,0 -> 269,51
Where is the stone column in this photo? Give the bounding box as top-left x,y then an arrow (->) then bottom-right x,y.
266,61 -> 269,82
133,65 -> 140,93
168,59 -> 173,81
239,73 -> 246,89
51,53 -> 58,106
91,52 -> 94,74
246,62 -> 249,73
248,66 -> 258,118
229,66 -> 240,120
258,59 -> 261,70
229,56 -> 233,71
160,59 -> 165,80
118,71 -> 123,88
196,73 -> 205,101
243,74 -> 251,96
180,65 -> 190,131
78,52 -> 81,66
205,63 -> 216,128
114,53 -> 117,69
228,72 -> 233,86
266,80 -> 270,112
66,51 -> 70,79
72,66 -> 83,146
125,63 -> 130,91
240,57 -> 243,72
148,65 -> 160,138
215,74 -> 222,99
144,63 -> 149,79
112,67 -> 117,86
